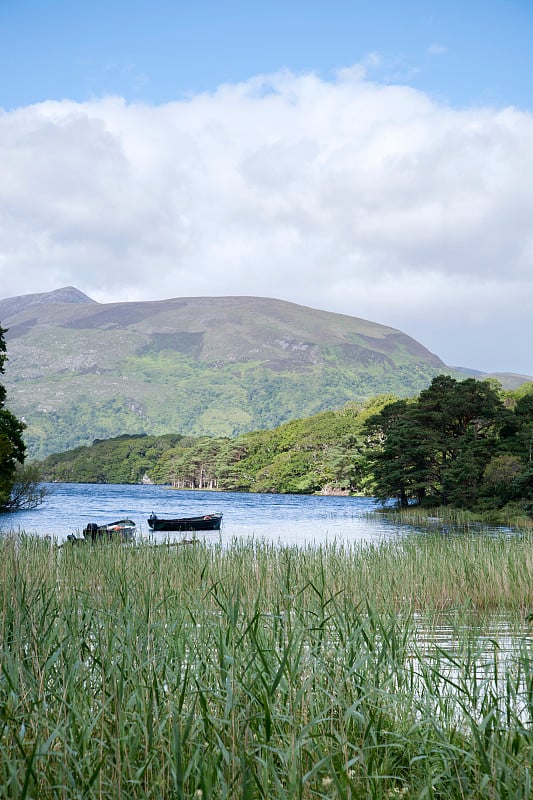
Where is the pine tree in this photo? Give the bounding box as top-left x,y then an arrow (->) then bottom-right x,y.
364,376 -> 509,508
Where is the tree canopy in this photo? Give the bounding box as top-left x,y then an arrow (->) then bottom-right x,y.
364,375 -> 533,513
0,324 -> 27,508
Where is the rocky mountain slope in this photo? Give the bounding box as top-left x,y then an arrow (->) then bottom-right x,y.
0,287 -> 529,458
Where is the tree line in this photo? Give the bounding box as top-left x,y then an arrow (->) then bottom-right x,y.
41,399 -> 386,495
39,375 -> 533,519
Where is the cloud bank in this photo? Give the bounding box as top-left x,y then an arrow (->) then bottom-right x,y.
1,69 -> 532,373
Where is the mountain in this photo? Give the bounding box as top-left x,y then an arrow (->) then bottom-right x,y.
0,287 -> 529,459
0,286 -> 95,319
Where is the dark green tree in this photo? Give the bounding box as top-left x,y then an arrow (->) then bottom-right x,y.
0,324 -> 27,508
510,393 -> 533,465
364,376 -> 509,508
364,399 -> 418,507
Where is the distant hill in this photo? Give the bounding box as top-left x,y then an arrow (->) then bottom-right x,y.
1,287 -> 530,459
451,366 -> 533,391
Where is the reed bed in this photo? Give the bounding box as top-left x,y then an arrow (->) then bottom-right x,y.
1,533 -> 533,799
383,505 -> 533,534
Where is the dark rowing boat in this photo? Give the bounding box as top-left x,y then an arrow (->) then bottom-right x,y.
67,519 -> 137,543
147,512 -> 223,532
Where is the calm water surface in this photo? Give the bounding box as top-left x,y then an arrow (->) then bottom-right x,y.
0,483 -> 408,545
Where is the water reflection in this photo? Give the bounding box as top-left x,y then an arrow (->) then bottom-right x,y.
415,610 -> 533,658
410,610 -> 533,724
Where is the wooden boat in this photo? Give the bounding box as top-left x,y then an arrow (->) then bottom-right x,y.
147,512 -> 223,532
67,519 -> 136,543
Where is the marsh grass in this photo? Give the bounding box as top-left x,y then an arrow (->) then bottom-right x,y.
383,505 -> 533,533
1,533 -> 533,798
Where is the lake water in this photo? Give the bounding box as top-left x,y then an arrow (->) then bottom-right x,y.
2,483 -> 531,680
0,483 -> 409,545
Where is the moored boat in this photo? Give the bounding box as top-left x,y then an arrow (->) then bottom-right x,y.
67,519 -> 137,543
147,512 -> 223,532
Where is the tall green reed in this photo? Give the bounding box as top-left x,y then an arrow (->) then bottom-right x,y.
1,533 -> 532,798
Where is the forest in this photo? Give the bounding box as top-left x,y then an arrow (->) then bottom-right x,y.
40,376 -> 533,518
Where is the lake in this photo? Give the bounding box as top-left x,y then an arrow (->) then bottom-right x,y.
0,482 -> 412,545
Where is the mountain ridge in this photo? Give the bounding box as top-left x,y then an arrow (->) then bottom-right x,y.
0,287 -> 530,459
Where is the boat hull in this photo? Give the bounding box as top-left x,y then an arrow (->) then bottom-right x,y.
147,513 -> 223,532
73,519 -> 137,542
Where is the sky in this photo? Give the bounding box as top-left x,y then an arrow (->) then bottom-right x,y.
0,0 -> 532,375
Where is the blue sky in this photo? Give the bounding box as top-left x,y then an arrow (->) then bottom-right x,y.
0,0 -> 532,375
2,0 -> 531,110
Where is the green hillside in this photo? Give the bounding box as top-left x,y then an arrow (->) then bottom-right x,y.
1,287 -> 530,459
39,378 -> 533,521
40,396 -> 393,493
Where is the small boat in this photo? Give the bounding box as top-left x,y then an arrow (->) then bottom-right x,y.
95,519 -> 136,541
67,519 -> 136,543
147,512 -> 223,532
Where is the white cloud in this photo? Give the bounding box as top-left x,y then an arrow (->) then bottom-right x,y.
0,68 -> 532,374
427,44 -> 449,56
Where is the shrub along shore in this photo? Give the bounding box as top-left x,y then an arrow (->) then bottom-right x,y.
1,532 -> 533,799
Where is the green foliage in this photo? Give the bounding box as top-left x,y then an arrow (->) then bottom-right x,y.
41,433 -> 184,484
1,462 -> 49,510
365,376 -> 533,514
7,339 -> 452,460
0,323 -> 26,508
41,399 -> 393,493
